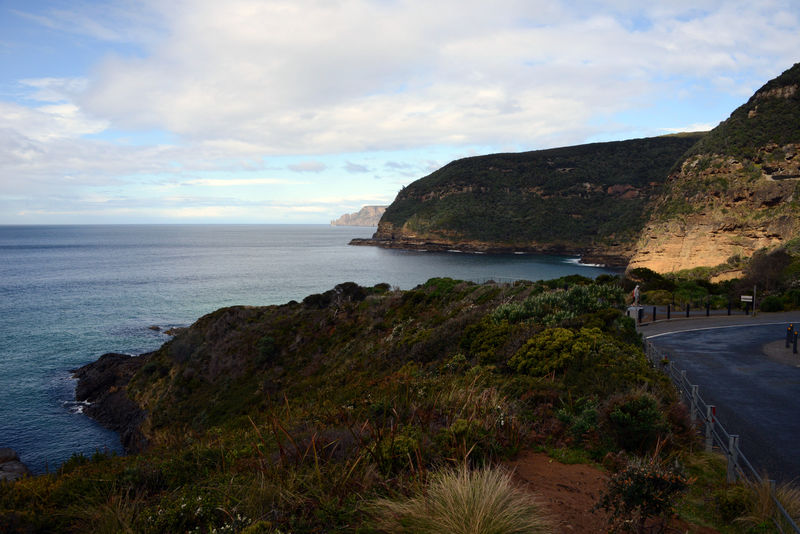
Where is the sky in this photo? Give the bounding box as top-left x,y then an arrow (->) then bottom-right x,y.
1,1 -> 799,224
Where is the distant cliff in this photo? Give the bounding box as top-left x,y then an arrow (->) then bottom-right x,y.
629,63 -> 800,274
351,135 -> 704,266
331,205 -> 386,226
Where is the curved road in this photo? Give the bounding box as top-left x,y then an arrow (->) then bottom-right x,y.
639,312 -> 800,483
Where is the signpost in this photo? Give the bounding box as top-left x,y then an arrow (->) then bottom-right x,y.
741,295 -> 752,315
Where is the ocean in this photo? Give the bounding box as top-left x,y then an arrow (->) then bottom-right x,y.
0,224 -> 616,473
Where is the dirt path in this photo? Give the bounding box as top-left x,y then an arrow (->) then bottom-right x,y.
506,451 -> 610,533
507,450 -> 722,534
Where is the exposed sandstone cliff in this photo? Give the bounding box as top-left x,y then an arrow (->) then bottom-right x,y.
629,63 -> 800,273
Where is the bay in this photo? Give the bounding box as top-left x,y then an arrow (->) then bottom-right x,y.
0,224 -> 615,473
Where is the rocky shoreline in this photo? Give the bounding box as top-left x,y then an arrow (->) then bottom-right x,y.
0,448 -> 30,482
71,352 -> 150,454
349,237 -> 629,268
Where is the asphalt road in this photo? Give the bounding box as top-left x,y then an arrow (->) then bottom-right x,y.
641,312 -> 800,483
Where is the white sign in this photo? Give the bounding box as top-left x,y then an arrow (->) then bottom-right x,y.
740,295 -> 753,302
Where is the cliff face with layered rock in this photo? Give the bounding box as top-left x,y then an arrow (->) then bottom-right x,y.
330,205 -> 386,226
629,63 -> 800,274
352,135 -> 704,266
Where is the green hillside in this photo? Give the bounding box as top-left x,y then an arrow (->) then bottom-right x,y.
378,134 -> 704,250
685,63 -> 800,159
0,278 -> 750,533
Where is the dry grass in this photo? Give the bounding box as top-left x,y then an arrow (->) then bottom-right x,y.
368,465 -> 552,534
735,477 -> 800,531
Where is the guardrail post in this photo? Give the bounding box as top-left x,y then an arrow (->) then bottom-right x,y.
691,385 -> 699,423
727,435 -> 740,483
705,405 -> 715,452
679,370 -> 688,401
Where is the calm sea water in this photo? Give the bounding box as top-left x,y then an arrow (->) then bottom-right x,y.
0,224 -> 615,473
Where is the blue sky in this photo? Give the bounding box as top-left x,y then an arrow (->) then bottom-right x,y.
1,0 -> 798,224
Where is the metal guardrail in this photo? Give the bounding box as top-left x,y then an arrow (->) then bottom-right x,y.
644,338 -> 800,533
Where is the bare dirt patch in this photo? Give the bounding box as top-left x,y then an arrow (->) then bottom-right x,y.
506,451 -> 610,533
507,450 -> 723,534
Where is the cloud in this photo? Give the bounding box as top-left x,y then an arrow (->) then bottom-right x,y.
180,177 -> 299,187
288,161 -> 327,173
344,161 -> 370,174
55,0 -> 796,156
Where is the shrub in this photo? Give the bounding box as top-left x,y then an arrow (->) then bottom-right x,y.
510,328 -> 656,397
368,465 -> 552,534
759,295 -> 785,312
596,450 -> 691,533
602,391 -> 669,454
492,284 -> 625,326
785,289 -> 800,309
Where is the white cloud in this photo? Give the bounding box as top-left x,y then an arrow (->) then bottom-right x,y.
62,0 -> 798,156
180,177 -> 299,187
288,161 -> 327,173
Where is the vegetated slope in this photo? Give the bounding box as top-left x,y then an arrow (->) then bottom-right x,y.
630,63 -> 800,274
356,134 -> 704,266
3,278 -> 713,533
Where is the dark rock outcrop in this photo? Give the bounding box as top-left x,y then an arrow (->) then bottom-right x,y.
0,448 -> 30,482
72,353 -> 149,453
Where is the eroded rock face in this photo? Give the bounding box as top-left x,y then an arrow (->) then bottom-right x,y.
0,448 -> 30,482
72,353 -> 149,453
330,205 -> 387,227
629,146 -> 800,273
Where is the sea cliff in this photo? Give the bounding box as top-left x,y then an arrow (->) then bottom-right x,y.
330,205 -> 386,226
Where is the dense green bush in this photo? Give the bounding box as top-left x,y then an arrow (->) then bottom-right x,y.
759,295 -> 785,312
601,391 -> 669,454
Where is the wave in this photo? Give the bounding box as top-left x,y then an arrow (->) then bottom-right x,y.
562,257 -> 606,268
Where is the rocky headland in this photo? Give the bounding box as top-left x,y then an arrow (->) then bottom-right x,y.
71,352 -> 149,453
0,448 -> 30,482
330,205 -> 386,226
352,63 -> 800,274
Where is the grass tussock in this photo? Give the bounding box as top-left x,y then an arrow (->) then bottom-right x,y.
734,477 -> 800,531
368,465 -> 552,534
